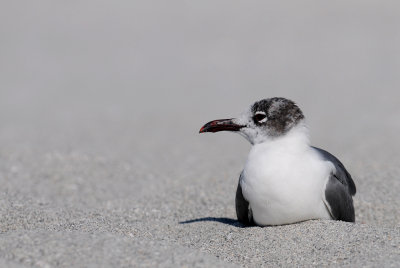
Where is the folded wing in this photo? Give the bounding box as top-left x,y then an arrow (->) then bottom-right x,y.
235,173 -> 255,226
313,147 -> 356,222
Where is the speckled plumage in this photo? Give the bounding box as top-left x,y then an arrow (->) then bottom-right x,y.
251,97 -> 305,136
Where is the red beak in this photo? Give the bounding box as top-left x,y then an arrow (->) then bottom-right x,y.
199,119 -> 243,133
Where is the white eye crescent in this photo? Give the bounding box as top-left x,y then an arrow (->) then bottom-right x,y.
254,111 -> 267,123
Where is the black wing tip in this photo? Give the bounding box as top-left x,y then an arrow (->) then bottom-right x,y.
348,180 -> 357,196
325,176 -> 356,222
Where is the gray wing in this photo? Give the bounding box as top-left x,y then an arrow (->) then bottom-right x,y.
235,173 -> 254,226
313,147 -> 356,222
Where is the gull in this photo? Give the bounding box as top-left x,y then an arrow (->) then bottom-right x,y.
199,97 -> 356,226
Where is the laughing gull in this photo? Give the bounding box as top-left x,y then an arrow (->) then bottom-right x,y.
199,97 -> 356,226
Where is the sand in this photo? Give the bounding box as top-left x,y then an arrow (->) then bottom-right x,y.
0,1 -> 399,267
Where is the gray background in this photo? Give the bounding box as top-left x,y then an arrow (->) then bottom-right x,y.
0,1 -> 399,267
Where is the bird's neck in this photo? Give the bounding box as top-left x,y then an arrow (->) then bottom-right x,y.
254,123 -> 310,154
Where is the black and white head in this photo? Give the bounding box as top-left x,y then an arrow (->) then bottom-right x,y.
199,97 -> 305,144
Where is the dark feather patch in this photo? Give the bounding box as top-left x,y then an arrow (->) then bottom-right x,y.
312,147 -> 356,222
251,97 -> 305,137
235,174 -> 254,226
325,175 -> 355,222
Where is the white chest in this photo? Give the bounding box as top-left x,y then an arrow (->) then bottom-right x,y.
240,143 -> 333,225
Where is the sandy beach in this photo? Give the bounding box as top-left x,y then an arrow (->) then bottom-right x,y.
0,1 -> 399,267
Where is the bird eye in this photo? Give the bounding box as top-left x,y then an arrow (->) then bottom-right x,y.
253,112 -> 267,123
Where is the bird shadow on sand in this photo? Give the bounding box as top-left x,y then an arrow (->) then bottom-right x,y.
179,217 -> 253,228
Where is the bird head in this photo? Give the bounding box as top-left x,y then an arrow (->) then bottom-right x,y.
199,97 -> 305,144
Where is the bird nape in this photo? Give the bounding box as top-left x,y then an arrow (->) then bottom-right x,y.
199,97 -> 356,226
